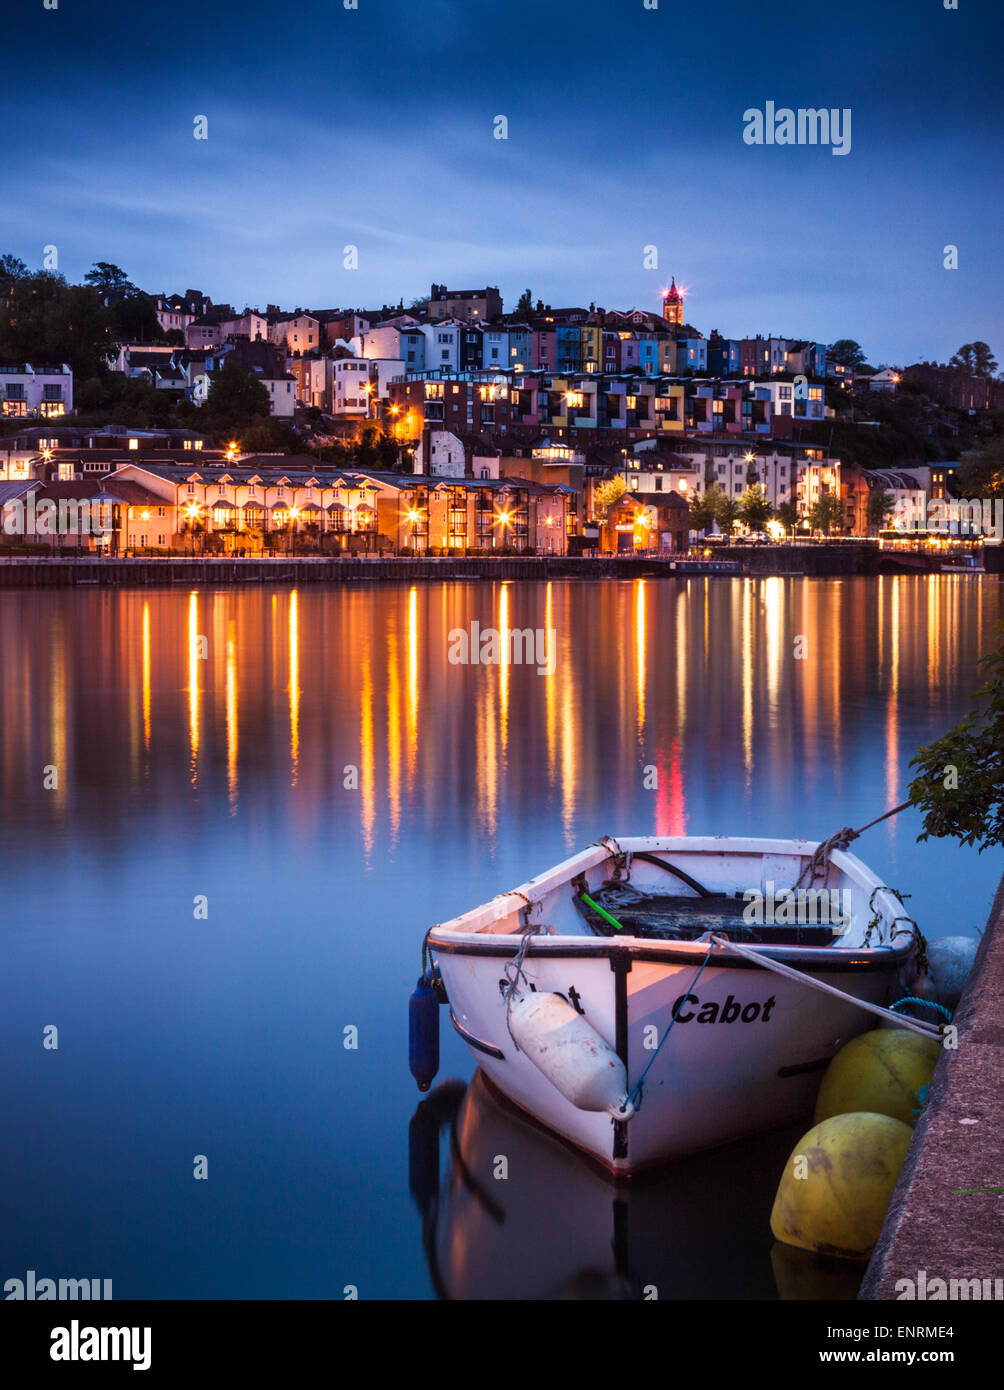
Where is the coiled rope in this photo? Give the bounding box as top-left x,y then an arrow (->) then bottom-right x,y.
796,799 -> 913,887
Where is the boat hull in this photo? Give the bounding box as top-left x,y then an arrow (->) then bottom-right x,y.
436,939 -> 907,1173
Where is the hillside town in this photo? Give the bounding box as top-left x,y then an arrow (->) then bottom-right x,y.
1,264 -> 1001,558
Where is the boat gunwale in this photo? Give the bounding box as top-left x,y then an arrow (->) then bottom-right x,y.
427,835 -> 915,968
426,935 -> 913,972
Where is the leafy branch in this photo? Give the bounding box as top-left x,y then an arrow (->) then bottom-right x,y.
908,623 -> 1004,852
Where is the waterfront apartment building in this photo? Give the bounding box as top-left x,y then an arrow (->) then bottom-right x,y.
618,437 -> 840,526
377,473 -> 572,554
104,461 -> 385,552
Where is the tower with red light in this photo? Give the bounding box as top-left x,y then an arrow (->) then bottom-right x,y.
662,277 -> 683,328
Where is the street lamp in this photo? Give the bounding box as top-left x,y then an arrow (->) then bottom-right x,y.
184,501 -> 202,555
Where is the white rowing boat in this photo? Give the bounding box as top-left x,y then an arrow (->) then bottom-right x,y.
424,835 -> 925,1174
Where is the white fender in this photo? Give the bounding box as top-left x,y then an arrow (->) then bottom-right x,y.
508,991 -> 635,1120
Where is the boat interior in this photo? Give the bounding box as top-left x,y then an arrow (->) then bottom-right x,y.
574,884 -> 841,946
572,851 -> 843,946
434,838 -> 914,955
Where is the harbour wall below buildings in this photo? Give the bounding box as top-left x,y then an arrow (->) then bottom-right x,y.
0,543 -> 976,586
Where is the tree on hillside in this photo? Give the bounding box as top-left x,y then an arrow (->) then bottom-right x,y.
84,262 -> 135,297
108,293 -> 163,344
738,484 -> 772,531
957,436 -> 1004,497
0,253 -> 28,281
516,288 -> 533,318
949,342 -> 998,377
203,361 -> 272,432
0,271 -> 112,380
829,339 -> 867,370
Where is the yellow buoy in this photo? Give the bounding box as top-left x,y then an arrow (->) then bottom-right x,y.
814,1027 -> 940,1128
771,1112 -> 913,1260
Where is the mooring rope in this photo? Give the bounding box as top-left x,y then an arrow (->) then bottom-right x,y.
796,799 -> 914,887
891,995 -> 953,1023
501,926 -> 540,1052
708,933 -> 943,1039
621,940 -> 716,1114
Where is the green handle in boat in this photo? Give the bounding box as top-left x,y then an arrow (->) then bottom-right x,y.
579,891 -> 625,932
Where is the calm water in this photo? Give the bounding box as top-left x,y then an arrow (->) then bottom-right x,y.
1,575 -> 1001,1300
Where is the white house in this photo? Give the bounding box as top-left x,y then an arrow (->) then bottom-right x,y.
0,363 -> 74,419
261,375 -> 297,417
419,320 -> 462,374
753,379 -> 826,422
480,328 -> 509,370
416,430 -> 500,479
331,359 -> 372,418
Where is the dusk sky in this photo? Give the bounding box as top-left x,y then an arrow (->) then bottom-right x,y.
6,0 -> 1002,365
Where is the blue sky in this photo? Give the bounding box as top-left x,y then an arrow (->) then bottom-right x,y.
4,0 -> 1002,365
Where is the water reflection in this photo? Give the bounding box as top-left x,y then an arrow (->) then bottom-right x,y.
1,577 -> 1000,897
410,1072 -> 841,1300
0,575 -> 1001,1300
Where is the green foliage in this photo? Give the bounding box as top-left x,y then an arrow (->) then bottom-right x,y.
829,339 -> 867,370
202,360 -> 271,432
775,501 -> 798,535
957,436 -> 1004,498
688,487 -> 718,532
949,342 -> 998,377
690,482 -> 740,534
909,626 -> 1004,852
866,486 -> 894,531
0,271 -> 111,380
593,475 -> 626,519
715,494 -> 740,536
1,253 -> 29,280
84,262 -> 134,296
807,492 -> 844,535
108,293 -> 163,344
738,484 -> 772,531
0,257 -> 167,392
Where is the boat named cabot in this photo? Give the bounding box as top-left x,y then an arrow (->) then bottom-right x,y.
671,992 -> 777,1025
